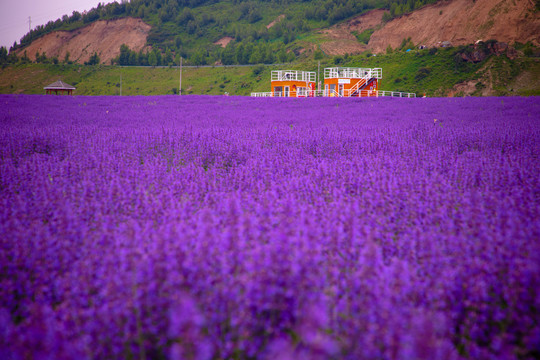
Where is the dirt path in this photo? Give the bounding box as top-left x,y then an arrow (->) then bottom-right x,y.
267,15 -> 285,29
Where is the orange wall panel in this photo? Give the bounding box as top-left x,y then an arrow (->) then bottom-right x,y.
271,80 -> 316,97
323,78 -> 380,96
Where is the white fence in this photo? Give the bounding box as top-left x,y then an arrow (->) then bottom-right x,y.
271,70 -> 316,82
324,67 -> 383,80
251,89 -> 416,98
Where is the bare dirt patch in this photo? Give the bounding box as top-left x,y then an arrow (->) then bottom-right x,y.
15,17 -> 151,64
321,9 -> 385,40
369,0 -> 540,53
316,0 -> 538,56
507,60 -> 540,94
214,37 -> 234,48
447,60 -> 503,97
267,15 -> 285,29
319,10 -> 385,56
447,80 -> 480,97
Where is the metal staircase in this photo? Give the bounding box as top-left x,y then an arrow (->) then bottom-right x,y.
346,69 -> 379,97
350,78 -> 377,97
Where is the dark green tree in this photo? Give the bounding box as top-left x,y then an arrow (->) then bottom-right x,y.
85,52 -> 100,65
129,51 -> 137,65
0,47 -> 8,64
148,51 -> 157,67
138,50 -> 148,66
119,44 -> 131,65
164,48 -> 173,65
221,43 -> 235,65
21,51 -> 30,64
155,49 -> 162,66
191,49 -> 206,65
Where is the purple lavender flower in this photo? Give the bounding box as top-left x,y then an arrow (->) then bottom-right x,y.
0,94 -> 538,359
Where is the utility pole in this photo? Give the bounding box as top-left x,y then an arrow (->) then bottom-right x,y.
179,56 -> 182,95
28,17 -> 31,32
317,61 -> 320,92
120,72 -> 122,96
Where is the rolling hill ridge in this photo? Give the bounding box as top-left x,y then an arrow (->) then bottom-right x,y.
9,0 -> 540,65
318,0 -> 540,55
1,0 -> 539,97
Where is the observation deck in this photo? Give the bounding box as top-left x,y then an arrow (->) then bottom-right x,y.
324,67 -> 382,80
271,70 -> 316,82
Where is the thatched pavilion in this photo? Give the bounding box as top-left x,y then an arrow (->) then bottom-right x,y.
44,80 -> 76,95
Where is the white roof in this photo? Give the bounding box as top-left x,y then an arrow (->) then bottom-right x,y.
44,80 -> 76,90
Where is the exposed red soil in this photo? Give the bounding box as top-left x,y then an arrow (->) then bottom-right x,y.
318,0 -> 539,55
267,15 -> 285,29
369,0 -> 540,53
319,10 -> 385,56
15,18 -> 151,64
214,37 -> 234,48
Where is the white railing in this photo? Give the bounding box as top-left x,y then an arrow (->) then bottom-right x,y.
345,77 -> 373,97
344,83 -> 375,97
376,90 -> 416,98
251,89 -> 416,98
251,90 -> 337,97
271,70 -> 316,82
250,91 -> 318,97
324,67 -> 382,80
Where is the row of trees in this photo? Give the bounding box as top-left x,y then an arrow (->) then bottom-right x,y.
2,41 -> 294,68
0,48 -> 57,66
0,47 -> 19,65
115,44 -> 177,66
0,47 -> 100,66
114,41 -> 296,67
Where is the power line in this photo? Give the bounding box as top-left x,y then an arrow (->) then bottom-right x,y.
1,1 -> 114,47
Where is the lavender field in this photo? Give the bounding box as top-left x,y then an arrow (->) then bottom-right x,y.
0,94 -> 539,360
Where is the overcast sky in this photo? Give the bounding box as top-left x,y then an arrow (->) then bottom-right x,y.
0,0 -> 115,49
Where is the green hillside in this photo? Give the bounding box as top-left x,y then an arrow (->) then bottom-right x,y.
2,0 -> 538,97
9,0 -> 441,66
2,47 -> 538,96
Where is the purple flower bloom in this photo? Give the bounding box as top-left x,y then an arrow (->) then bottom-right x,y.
0,94 -> 538,359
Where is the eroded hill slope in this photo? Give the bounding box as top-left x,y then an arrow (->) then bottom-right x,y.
319,0 -> 539,55
15,18 -> 150,64
370,0 -> 539,52
11,0 -> 540,63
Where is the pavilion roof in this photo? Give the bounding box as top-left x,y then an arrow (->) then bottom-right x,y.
44,80 -> 76,90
